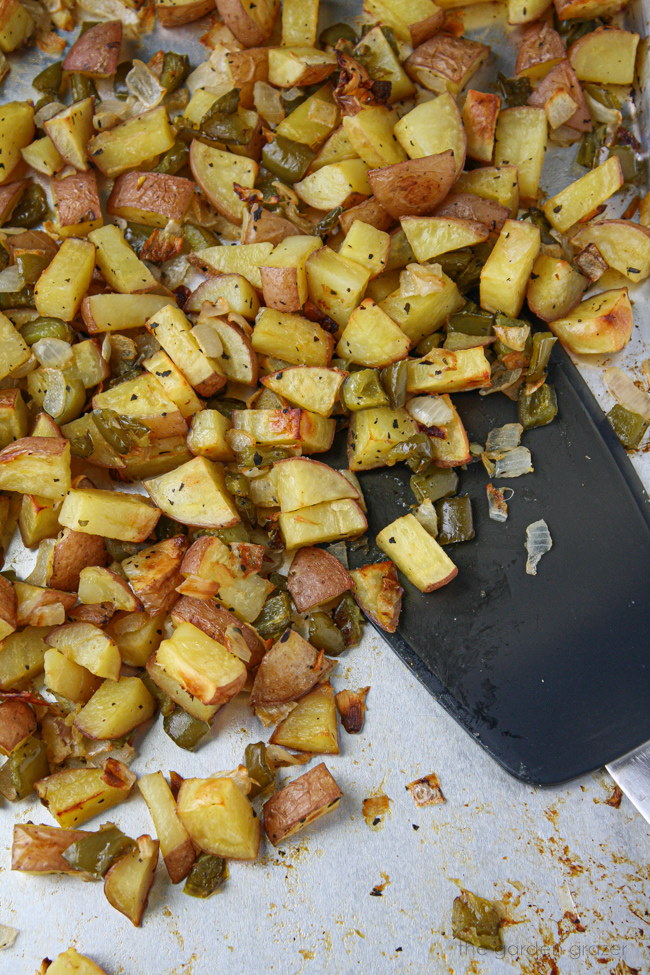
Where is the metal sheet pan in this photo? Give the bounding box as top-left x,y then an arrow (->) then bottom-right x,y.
1,2 -> 649,973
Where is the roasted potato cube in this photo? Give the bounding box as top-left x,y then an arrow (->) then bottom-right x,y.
43,647 -> 101,704
226,48 -> 270,108
279,498 -> 367,549
570,221 -> 650,282
156,0 -> 216,26
342,106 -> 407,168
368,152 -> 456,222
455,165 -> 519,216
191,242 -> 273,290
263,762 -> 342,845
74,677 -> 155,740
270,681 -> 338,753
215,0 -> 279,46
190,140 -> 257,226
364,0 -> 443,46
15,580 -> 75,627
568,27 -> 639,85
50,170 -> 102,237
21,135 -> 63,176
347,407 -> 418,471
186,273 -> 260,320
306,246 -> 371,329
104,834 -> 159,927
350,560 -> 403,633
63,19 -> 122,76
281,0 -> 318,45
554,0 -> 627,20
11,823 -> 92,875
108,171 -> 195,228
47,527 -> 108,593
171,596 -> 265,669
494,107 -> 547,203
407,348 -> 491,394
106,610 -> 165,668
428,395 -> 471,467
461,90 -> 500,163
42,948 -> 108,975
252,307 -> 334,366
379,263 -> 463,346
406,35 -> 489,96
146,655 -> 221,722
0,101 -> 34,184
543,156 -> 623,233
377,513 -> 458,592
394,93 -> 466,176
81,293 -> 174,334
78,566 -> 140,612
516,22 -> 565,80
402,215 -> 489,262
88,107 -> 175,178
0,387 -> 27,448
44,97 -> 94,171
46,621 -> 122,681
187,410 -> 234,463
528,60 -> 591,133
337,299 -> 411,368
35,759 -> 136,827
0,0 -> 34,53
122,536 -> 187,615
0,436 -> 70,500
177,775 -> 261,859
548,288 -> 633,354
295,159 -> 370,210
59,488 -> 160,542
268,46 -> 336,88
480,218 -> 540,318
526,254 -> 587,322
0,697 -> 35,754
0,626 -> 49,690
34,238 -> 96,321
138,771 -> 196,883
144,457 -> 239,530
155,620 -> 247,706
232,407 -> 301,446
92,374 -> 187,438
145,303 -> 226,397
287,547 -> 353,612
250,627 -> 334,706
88,224 -> 157,294
262,367 -> 346,418
274,457 -> 362,512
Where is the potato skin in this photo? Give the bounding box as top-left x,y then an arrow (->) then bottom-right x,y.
263,762 -> 342,845
215,0 -> 279,46
287,546 -> 353,612
62,20 -> 122,77
51,170 -> 102,228
49,528 -> 108,592
107,172 -> 195,228
368,151 -> 456,218
249,628 -> 333,707
156,0 -> 216,27
435,192 -> 509,233
171,595 -> 265,669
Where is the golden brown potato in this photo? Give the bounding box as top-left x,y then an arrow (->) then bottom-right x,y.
240,206 -> 303,245
171,596 -> 266,669
0,572 -> 16,639
122,536 -> 188,616
68,602 -> 115,626
227,48 -> 269,108
11,823 -> 92,874
461,90 -> 500,163
215,0 -> 279,46
269,681 -> 339,753
0,436 -> 71,501
350,561 -> 403,633
156,0 -> 216,26
528,60 -> 591,132
62,20 -> 122,76
406,35 -> 490,96
50,170 -> 102,236
434,192 -> 509,233
138,771 -> 196,884
15,581 -> 76,627
107,172 -> 195,229
48,528 -> 108,592
368,151 -> 456,219
515,22 -> 565,79
287,547 -> 353,612
263,762 -> 342,845
0,698 -> 35,755
339,196 -> 393,235
548,288 -> 633,354
249,628 -> 334,707
104,834 -> 159,927
553,0 -> 626,19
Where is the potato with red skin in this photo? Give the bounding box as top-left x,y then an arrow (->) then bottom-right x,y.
528,60 -> 591,133
156,0 -> 216,26
287,547 -> 353,612
171,596 -> 265,669
216,0 -> 279,46
350,561 -> 403,633
0,698 -> 35,755
0,572 -> 16,639
249,628 -> 334,707
461,90 -> 500,163
263,762 -> 342,845
107,172 -> 195,229
63,20 -> 122,77
434,192 -> 509,234
0,179 -> 27,225
368,152 -> 457,219
48,528 -> 108,592
516,22 -> 565,80
11,823 -> 92,874
122,536 -> 188,616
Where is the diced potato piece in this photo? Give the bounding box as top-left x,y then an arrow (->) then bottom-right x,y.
145,303 -> 225,397
233,407 -> 301,445
252,307 -> 334,366
342,107 -> 407,168
568,27 -> 639,85
0,697 -> 34,754
59,489 -> 160,542
191,243 -> 274,290
146,656 -> 221,721
377,512 -> 457,591
43,648 -> 101,704
104,834 -> 159,927
428,394 -> 471,467
528,59 -> 591,133
287,547 -> 353,613
0,311 -> 30,380
262,366 -> 346,416
34,238 -> 96,321
543,156 -> 623,233
480,218 -> 540,317
177,775 -> 261,859
394,93 -> 466,176
11,823 -> 93,875
0,436 -> 70,500
21,135 -> 63,176
142,350 -> 202,418
494,107 -> 547,203
0,0 -> 34,52
15,579 -> 76,626
81,293 -> 174,334
43,97 -> 94,171
138,772 -> 196,883
172,596 -> 265,668
461,90 -> 500,162
75,677 -> 155,740
122,537 -> 184,616
555,0 -> 628,20
570,221 -> 650,282
190,140 -> 257,225
279,498 -> 367,548
250,626 -> 333,705
215,0 -> 279,46
306,247 -> 371,329
0,387 -> 27,447
276,86 -> 339,149
406,35 -> 489,96
350,560 -> 403,633
339,220 -> 390,278
548,287 -> 632,354
544,88 -> 579,129
0,101 -> 34,183
92,374 -> 186,438
268,46 -> 336,88
295,159 -> 370,210
186,274 -> 260,319
50,170 -> 102,238
515,22 -> 565,80
337,299 -> 410,368
194,316 -> 258,386
270,682 -> 338,753
108,171 -> 194,228
274,456 -> 361,511
281,0 -> 318,45
187,410 -> 234,462
299,410 -> 335,453
526,254 -> 587,321
353,25 -> 416,104
35,759 -> 136,827
402,216 -> 489,262
88,224 -> 156,294
363,0 -> 443,45
455,165 -> 520,216
406,347 -> 491,394
508,0 -> 552,23
43,948 -> 108,975
144,457 -> 239,529
62,19 -> 122,75
156,620 -> 247,706
156,0 -> 216,25
347,407 -> 417,471
88,107 -> 175,178
46,621 -> 121,681
106,610 -> 165,668
0,626 -> 49,689
263,762 -> 342,845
